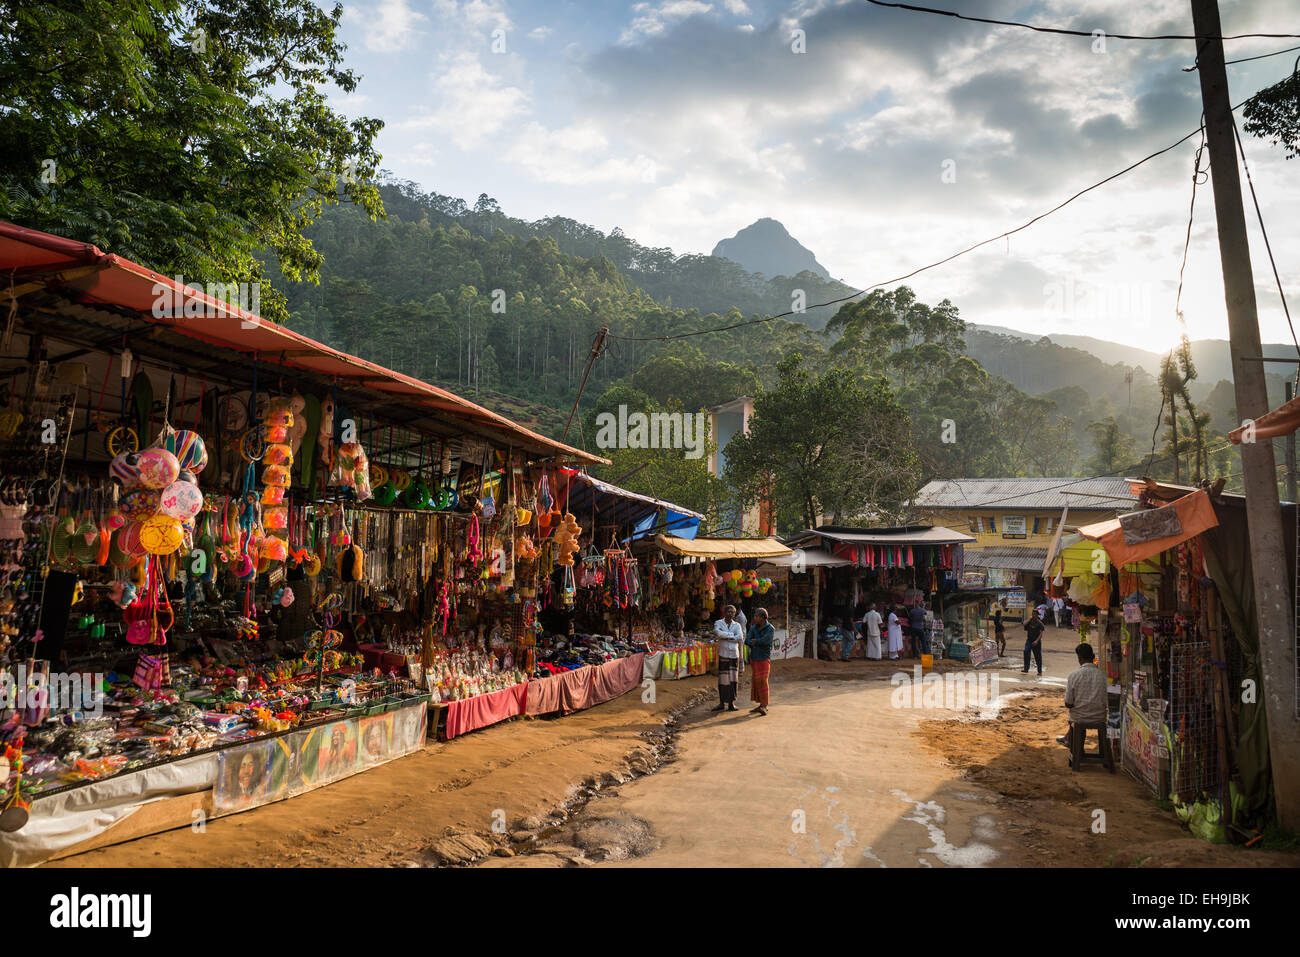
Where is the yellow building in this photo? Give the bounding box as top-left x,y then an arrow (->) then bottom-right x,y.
913,478 -> 1139,620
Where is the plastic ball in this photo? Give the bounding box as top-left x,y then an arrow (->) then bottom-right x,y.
109,451 -> 144,486
167,430 -> 208,474
140,515 -> 184,555
120,488 -> 160,522
136,448 -> 181,489
158,480 -> 203,520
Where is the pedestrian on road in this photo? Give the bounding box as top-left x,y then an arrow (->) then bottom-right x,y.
993,606 -> 1006,656
1052,596 -> 1065,628
1035,600 -> 1049,623
1023,613 -> 1045,676
746,607 -> 774,716
712,605 -> 745,712
908,602 -> 929,658
886,607 -> 904,660
863,602 -> 883,660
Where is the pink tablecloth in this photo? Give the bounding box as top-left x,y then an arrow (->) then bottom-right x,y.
527,654 -> 645,716
443,682 -> 527,739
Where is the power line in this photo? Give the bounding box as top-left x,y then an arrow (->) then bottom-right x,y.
1224,44 -> 1300,66
863,0 -> 1300,41
609,113 -> 1221,343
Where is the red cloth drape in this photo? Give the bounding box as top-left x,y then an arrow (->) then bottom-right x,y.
444,682 -> 527,739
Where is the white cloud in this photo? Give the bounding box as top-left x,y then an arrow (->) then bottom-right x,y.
620,0 -> 713,44
505,121 -> 659,185
529,26 -> 552,40
347,0 -> 427,53
432,0 -> 512,32
400,51 -> 529,150
722,0 -> 750,13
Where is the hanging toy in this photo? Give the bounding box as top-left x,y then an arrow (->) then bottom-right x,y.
553,513 -> 582,566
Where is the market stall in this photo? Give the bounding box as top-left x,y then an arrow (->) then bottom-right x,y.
1074,481 -> 1286,839
784,525 -> 973,659
0,221 -> 652,861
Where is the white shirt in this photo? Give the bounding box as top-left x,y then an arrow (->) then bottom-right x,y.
714,618 -> 744,658
1053,598 -> 1064,611
735,609 -> 748,634
864,610 -> 882,638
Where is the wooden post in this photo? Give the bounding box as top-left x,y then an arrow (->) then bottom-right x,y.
1204,587 -> 1234,823
1287,381 -> 1297,504
1190,0 -> 1300,828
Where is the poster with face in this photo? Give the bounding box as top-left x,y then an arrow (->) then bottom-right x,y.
359,713 -> 394,764
215,741 -> 272,813
266,732 -> 308,800
316,720 -> 358,783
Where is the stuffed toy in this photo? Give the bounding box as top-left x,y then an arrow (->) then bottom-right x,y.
553,513 -> 581,566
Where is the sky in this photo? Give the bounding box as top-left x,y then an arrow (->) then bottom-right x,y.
325,0 -> 1300,352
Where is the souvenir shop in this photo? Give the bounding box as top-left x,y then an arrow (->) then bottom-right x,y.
1073,480 -> 1283,841
783,525 -> 973,659
0,222 -> 632,864
627,535 -> 793,678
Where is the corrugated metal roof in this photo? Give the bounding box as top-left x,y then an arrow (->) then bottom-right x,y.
787,525 -> 974,548
914,478 -> 1138,511
964,546 -> 1050,571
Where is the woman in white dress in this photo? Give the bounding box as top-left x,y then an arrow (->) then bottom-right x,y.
886,608 -> 904,660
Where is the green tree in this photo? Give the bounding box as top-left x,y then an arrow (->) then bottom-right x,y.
723,354 -> 920,532
0,0 -> 384,321
1243,68 -> 1300,159
1085,416 -> 1137,475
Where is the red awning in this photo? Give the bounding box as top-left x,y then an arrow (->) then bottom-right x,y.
0,221 -> 605,464
1228,392 -> 1300,444
1076,488 -> 1219,566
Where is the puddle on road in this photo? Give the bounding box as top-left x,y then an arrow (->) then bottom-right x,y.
891,788 -> 999,867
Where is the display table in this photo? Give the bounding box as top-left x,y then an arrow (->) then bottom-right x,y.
357,643 -> 409,673
527,653 -> 645,716
0,697 -> 429,868
441,682 -> 528,740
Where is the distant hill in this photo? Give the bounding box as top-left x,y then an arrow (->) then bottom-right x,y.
712,218 -> 832,282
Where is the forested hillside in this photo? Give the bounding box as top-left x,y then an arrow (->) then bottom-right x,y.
273,178 -> 1256,517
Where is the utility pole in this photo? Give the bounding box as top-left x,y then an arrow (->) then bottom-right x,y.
561,326 -> 609,446
1191,0 -> 1300,827
1288,381 -> 1297,504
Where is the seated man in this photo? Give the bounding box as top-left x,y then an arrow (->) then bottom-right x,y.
1059,642 -> 1108,748
820,618 -> 846,661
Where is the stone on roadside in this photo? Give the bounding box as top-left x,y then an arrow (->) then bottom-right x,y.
424,832 -> 494,865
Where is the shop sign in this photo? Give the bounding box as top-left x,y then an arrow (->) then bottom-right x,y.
969,641 -> 999,667
1122,700 -> 1159,792
986,568 -> 1019,588
1003,589 -> 1026,608
1001,516 -> 1027,539
959,569 -> 987,589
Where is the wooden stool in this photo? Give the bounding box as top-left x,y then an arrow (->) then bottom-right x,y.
1068,721 -> 1115,772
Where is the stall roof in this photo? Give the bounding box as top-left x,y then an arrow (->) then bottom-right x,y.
555,470 -> 702,539
786,525 -> 975,548
0,221 -> 606,465
759,548 -> 853,569
655,535 -> 792,559
963,546 -> 1049,571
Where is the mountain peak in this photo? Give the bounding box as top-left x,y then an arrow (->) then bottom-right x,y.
712,219 -> 831,281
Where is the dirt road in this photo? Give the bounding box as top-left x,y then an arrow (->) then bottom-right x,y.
54,625 -> 1299,868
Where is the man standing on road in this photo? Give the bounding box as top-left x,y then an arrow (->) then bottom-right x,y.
1052,596 -> 1065,628
992,605 -> 1006,657
908,602 -> 929,658
863,602 -> 883,660
712,605 -> 745,713
1022,612 -> 1045,676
